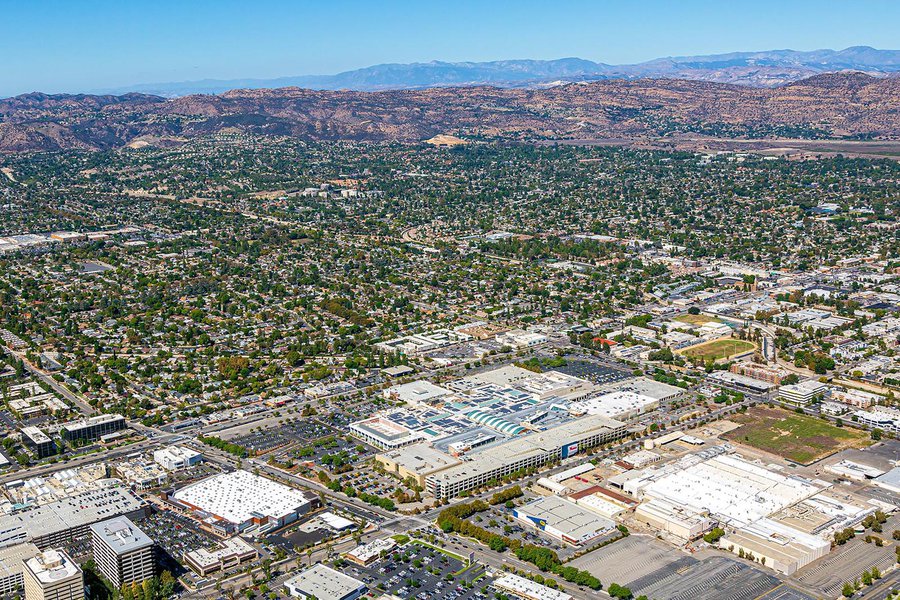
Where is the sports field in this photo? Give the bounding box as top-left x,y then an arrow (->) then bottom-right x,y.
724,406 -> 870,464
673,314 -> 721,325
679,338 -> 755,361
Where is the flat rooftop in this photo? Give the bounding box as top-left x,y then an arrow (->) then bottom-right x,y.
90,516 -> 153,555
515,495 -> 615,544
284,564 -> 366,600
0,487 -> 145,547
24,549 -> 80,584
377,443 -> 460,474
173,470 -> 314,526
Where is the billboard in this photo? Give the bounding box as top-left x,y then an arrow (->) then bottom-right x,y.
561,442 -> 579,459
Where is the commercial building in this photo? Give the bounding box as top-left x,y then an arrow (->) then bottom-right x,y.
349,417 -> 424,450
60,414 -> 126,443
284,564 -> 367,600
634,497 -> 711,541
0,542 -> 39,597
0,487 -> 147,549
183,537 -> 257,576
606,377 -> 687,402
720,518 -> 830,575
633,453 -> 820,529
343,538 -> 396,566
853,407 -> 900,434
172,470 -> 316,534
20,427 -> 56,459
512,495 -> 616,546
778,380 -> 827,405
569,391 -> 658,421
427,415 -> 625,499
113,458 -> 168,490
569,486 -> 637,519
374,443 -> 460,487
152,446 -> 203,471
89,517 -> 155,588
873,467 -> 900,494
381,381 -> 451,405
22,549 -> 83,600
706,371 -> 776,395
493,574 -> 572,600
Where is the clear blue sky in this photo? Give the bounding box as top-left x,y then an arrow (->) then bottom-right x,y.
1,0 -> 897,97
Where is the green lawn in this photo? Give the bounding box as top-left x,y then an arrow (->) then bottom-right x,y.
725,406 -> 870,464
679,338 -> 755,361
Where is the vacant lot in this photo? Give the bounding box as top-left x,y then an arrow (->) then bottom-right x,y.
679,338 -> 755,361
725,406 -> 870,464
674,314 -> 721,325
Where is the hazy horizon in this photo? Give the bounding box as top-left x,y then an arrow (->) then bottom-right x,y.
2,0 -> 899,97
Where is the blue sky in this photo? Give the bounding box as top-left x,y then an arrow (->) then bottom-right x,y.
1,0 -> 897,96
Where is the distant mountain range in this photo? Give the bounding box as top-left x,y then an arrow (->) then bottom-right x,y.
1,72 -> 897,153
93,46 -> 900,96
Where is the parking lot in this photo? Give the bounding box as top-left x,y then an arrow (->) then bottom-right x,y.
138,508 -> 218,575
343,541 -> 490,600
555,358 -> 633,385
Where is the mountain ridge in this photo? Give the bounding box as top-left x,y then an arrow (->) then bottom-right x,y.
0,72 -> 897,154
82,46 -> 900,97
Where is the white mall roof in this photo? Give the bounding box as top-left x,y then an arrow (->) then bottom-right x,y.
173,470 -> 313,526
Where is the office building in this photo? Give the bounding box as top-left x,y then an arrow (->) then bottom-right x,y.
152,446 -> 203,471
779,380 -> 827,405
89,517 -> 155,588
60,414 -> 126,443
706,371 -> 776,395
20,427 -> 56,459
183,537 -> 257,576
22,549 -> 83,600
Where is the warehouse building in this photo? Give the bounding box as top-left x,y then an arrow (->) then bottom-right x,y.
284,564 -> 367,600
173,470 -> 316,534
427,415 -> 626,499
512,495 -> 616,546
